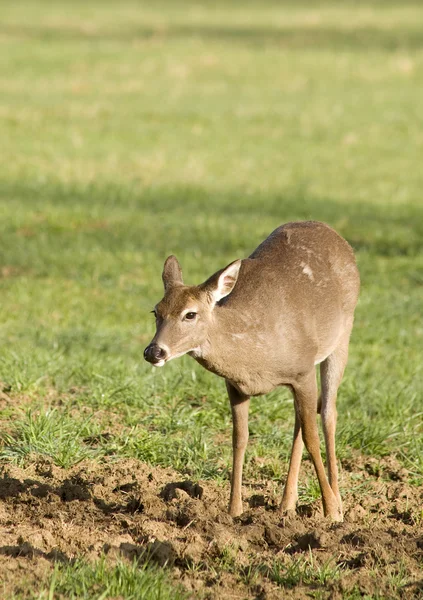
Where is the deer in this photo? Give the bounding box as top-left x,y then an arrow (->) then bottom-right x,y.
144,221 -> 360,522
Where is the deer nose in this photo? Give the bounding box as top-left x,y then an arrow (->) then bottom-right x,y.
144,344 -> 167,364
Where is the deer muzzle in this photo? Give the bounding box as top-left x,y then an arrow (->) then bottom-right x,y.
143,343 -> 168,366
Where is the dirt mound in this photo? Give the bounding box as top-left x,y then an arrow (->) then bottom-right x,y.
0,455 -> 422,598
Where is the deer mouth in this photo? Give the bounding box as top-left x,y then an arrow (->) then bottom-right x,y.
152,359 -> 166,367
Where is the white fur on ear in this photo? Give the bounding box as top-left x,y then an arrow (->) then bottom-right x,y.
212,260 -> 242,302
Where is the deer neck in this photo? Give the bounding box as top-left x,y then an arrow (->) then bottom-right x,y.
193,305 -> 254,382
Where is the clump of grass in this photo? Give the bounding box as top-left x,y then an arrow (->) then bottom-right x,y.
215,544 -> 239,574
28,557 -> 188,600
298,477 -> 322,504
110,425 -> 229,480
264,553 -> 342,588
0,408 -> 99,468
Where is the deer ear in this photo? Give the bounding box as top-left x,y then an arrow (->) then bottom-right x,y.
202,260 -> 242,303
162,255 -> 183,292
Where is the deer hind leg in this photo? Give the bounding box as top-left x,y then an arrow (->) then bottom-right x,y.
320,328 -> 352,520
293,370 -> 342,521
226,380 -> 250,517
280,406 -> 303,514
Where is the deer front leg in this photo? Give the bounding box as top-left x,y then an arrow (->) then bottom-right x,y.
226,380 -> 250,517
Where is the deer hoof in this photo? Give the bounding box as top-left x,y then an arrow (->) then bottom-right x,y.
279,508 -> 297,524
326,506 -> 343,522
279,494 -> 298,514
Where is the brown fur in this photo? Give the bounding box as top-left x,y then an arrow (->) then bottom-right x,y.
146,221 -> 360,521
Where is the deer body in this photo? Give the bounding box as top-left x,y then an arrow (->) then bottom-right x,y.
144,221 -> 360,521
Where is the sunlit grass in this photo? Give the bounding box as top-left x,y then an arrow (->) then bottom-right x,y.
265,553 -> 342,588
20,557 -> 188,600
0,409 -> 99,468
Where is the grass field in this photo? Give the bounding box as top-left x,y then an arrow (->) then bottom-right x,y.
1,1 -> 422,598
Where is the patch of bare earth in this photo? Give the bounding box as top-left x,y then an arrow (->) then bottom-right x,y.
0,454 -> 422,599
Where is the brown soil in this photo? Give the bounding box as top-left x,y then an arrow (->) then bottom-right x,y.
0,454 -> 422,599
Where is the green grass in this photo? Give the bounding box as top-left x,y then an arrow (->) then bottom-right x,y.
11,557 -> 188,600
265,553 -> 342,588
1,0 -> 423,597
1,408 -> 99,468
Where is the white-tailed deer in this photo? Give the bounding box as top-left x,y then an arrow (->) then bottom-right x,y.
144,221 -> 360,521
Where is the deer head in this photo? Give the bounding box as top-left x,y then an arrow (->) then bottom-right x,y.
144,255 -> 241,366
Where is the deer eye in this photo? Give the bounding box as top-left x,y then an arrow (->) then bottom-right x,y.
184,312 -> 197,321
